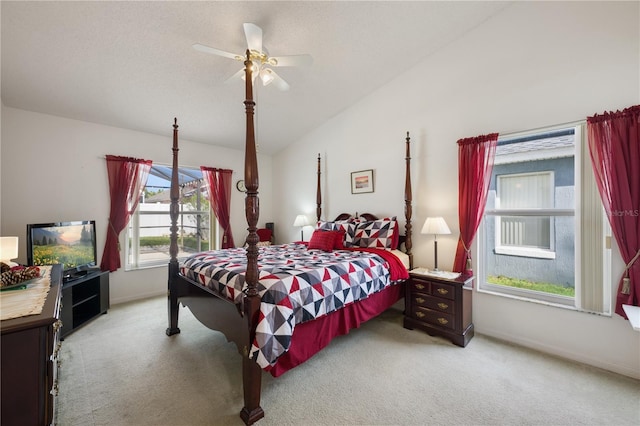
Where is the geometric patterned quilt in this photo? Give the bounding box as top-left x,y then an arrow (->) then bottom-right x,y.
180,243 -> 401,370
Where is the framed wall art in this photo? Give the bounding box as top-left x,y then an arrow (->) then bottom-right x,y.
350,169 -> 374,194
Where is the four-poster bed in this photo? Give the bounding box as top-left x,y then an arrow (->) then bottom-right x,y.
166,52 -> 414,425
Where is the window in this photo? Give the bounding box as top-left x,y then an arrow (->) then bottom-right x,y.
479,125 -> 611,313
495,171 -> 555,258
125,165 -> 216,270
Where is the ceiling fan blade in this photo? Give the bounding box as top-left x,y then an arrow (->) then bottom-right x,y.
268,69 -> 290,91
193,43 -> 240,60
269,54 -> 313,67
243,23 -> 263,54
224,68 -> 245,84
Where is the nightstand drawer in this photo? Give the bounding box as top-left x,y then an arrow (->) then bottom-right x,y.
431,282 -> 455,300
410,279 -> 431,293
412,294 -> 454,314
414,307 -> 455,330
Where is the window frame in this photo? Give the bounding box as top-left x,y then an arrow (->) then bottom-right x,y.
477,123 -> 611,315
124,164 -> 216,271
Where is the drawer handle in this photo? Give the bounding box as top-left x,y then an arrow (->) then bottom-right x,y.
415,283 -> 425,290
437,302 -> 449,310
415,297 -> 425,304
437,318 -> 449,325
416,311 -> 426,318
437,288 -> 449,295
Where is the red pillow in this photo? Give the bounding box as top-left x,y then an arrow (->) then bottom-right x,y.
333,229 -> 346,250
308,230 -> 337,252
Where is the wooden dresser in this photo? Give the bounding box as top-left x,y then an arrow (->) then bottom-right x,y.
1,264 -> 62,426
403,270 -> 474,347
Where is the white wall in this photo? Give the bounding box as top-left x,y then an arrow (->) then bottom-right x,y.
273,1 -> 640,378
1,106 -> 274,303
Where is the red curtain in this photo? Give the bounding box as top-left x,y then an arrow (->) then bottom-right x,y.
587,105 -> 640,317
100,155 -> 152,272
201,167 -> 235,249
453,133 -> 499,273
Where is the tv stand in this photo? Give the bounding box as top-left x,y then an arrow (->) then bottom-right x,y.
60,270 -> 109,338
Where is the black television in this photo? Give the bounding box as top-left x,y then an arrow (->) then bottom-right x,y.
27,220 -> 98,279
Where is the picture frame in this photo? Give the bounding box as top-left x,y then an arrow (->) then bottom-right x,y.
350,169 -> 374,194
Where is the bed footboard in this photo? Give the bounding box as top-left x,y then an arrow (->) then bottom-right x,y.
167,273 -> 250,353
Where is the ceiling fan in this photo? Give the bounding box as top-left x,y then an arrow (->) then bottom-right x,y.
193,23 -> 313,91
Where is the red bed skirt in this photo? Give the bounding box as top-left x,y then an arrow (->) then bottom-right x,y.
268,282 -> 404,377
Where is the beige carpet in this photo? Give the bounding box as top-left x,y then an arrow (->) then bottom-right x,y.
57,296 -> 640,425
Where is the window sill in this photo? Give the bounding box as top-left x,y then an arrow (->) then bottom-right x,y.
622,305 -> 640,331
125,262 -> 171,272
477,286 -> 612,317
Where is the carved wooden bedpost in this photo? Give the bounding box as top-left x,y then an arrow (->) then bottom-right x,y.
316,153 -> 322,222
404,131 -> 413,270
240,50 -> 265,426
166,118 -> 181,336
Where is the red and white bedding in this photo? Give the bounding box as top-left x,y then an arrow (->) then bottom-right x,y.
180,243 -> 407,371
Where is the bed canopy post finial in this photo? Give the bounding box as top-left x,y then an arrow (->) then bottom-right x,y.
404,131 -> 413,269
166,117 -> 181,336
240,49 -> 265,426
316,153 -> 322,222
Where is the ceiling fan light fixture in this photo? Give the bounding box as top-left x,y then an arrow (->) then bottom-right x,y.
194,23 -> 311,91
241,61 -> 260,82
260,68 -> 275,86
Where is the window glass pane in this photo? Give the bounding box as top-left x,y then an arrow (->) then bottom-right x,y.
498,173 -> 552,209
482,128 -> 575,301
500,216 -> 550,248
480,124 -> 610,314
484,215 -> 575,297
126,165 -> 212,269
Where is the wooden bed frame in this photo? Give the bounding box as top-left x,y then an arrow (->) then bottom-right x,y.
166,51 -> 413,425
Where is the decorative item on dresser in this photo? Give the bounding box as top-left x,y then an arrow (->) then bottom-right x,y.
1,264 -> 63,426
404,269 -> 474,347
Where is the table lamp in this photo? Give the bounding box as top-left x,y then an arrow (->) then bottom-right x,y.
421,217 -> 451,271
0,236 -> 19,267
293,214 -> 310,241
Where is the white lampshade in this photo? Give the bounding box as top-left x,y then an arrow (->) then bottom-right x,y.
0,236 -> 19,265
293,214 -> 310,227
421,217 -> 451,235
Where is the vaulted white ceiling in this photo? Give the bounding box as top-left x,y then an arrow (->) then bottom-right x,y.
1,1 -> 511,154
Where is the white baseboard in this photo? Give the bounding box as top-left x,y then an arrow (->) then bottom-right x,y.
110,289 -> 166,305
477,329 -> 640,380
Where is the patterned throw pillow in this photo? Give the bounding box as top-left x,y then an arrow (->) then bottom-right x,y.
317,220 -> 356,247
352,217 -> 398,249
308,229 -> 338,251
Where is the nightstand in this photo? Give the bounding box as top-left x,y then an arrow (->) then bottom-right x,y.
403,270 -> 474,347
